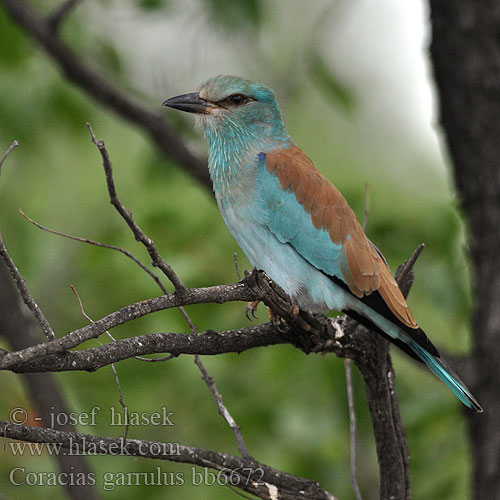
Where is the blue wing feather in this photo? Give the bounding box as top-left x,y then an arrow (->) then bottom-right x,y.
254,154 -> 344,278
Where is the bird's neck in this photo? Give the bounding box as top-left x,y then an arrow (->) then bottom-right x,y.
204,121 -> 291,196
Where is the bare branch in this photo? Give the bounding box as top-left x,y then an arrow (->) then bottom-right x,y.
5,323 -> 283,373
104,322 -> 177,364
194,354 -> 251,459
20,209 -> 195,342
86,123 -> 189,295
0,279 -> 258,371
1,420 -> 337,500
87,132 -> 249,458
0,242 -> 424,373
20,209 -> 169,294
0,0 -> 210,188
0,233 -> 55,341
394,243 -> 424,297
234,252 -> 242,281
2,244 -> 424,375
0,139 -> 18,175
46,0 -> 82,32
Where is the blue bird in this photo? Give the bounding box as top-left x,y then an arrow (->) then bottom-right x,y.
163,75 -> 482,412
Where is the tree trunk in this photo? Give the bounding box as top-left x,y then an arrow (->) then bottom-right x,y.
429,1 -> 500,498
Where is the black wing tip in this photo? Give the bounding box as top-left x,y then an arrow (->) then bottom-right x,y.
467,397 -> 483,413
329,274 -> 440,357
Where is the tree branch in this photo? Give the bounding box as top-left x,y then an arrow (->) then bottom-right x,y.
86,123 -> 188,295
0,139 -> 18,174
46,0 -> 82,32
0,280 -> 258,371
0,420 -> 337,500
20,208 -> 169,295
0,0 -> 210,188
0,233 -> 55,341
194,354 -> 251,460
3,323 -> 292,373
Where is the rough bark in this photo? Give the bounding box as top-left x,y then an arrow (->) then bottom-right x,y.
429,1 -> 500,498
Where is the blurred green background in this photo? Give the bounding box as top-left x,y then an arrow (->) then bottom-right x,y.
0,0 -> 474,498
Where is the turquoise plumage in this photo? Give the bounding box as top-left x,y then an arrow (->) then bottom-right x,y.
163,75 -> 482,412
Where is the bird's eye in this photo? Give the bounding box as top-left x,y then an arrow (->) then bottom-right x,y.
230,94 -> 245,105
218,93 -> 252,108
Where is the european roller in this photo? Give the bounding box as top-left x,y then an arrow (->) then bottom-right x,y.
163,75 -> 482,412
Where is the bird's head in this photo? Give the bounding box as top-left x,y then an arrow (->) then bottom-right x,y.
163,75 -> 289,147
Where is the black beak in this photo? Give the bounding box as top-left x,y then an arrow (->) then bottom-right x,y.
162,92 -> 211,114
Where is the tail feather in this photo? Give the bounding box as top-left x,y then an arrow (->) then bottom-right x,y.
411,342 -> 483,412
335,279 -> 483,411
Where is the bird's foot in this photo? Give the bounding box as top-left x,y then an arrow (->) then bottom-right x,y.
290,299 -> 299,320
268,307 -> 281,327
245,301 -> 259,320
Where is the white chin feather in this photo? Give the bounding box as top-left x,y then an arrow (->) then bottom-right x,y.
195,110 -> 224,131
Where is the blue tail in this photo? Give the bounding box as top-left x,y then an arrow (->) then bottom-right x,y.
411,342 -> 482,412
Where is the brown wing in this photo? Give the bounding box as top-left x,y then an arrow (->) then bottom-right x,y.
265,145 -> 418,329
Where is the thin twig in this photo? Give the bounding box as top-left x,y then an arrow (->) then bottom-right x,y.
193,354 -> 251,459
46,0 -> 81,32
0,140 -> 18,175
20,208 -> 195,339
19,209 -> 169,293
178,306 -> 197,334
395,243 -> 425,297
110,361 -> 129,439
86,123 -> 189,295
70,285 -> 130,439
0,233 -> 55,340
1,423 -> 7,452
344,359 -> 363,500
234,252 -> 242,281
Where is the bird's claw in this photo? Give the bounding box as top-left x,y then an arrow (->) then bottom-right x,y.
268,308 -> 281,326
268,300 -> 299,330
245,301 -> 259,320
